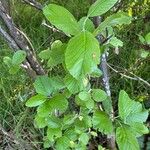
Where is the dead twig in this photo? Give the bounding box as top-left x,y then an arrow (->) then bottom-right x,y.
107,63 -> 150,87
0,0 -> 45,76
22,0 -> 43,10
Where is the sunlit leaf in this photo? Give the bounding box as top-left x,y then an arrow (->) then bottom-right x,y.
12,50 -> 26,65
88,0 -> 118,17
92,111 -> 113,134
91,89 -> 107,102
34,115 -> 47,128
94,12 -> 132,36
55,136 -> 70,150
145,32 -> 150,44
65,31 -> 100,79
43,4 -> 80,35
34,76 -> 53,96
118,90 -> 148,124
26,94 -> 47,107
116,126 -> 140,150
79,133 -> 89,145
129,122 -> 149,137
78,17 -> 95,32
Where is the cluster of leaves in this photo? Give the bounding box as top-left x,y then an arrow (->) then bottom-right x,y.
3,50 -> 26,74
25,0 -> 149,149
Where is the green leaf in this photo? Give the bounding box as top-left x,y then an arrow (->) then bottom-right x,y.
38,93 -> 68,116
140,50 -> 149,58
129,123 -> 149,137
126,109 -> 148,124
3,56 -> 12,67
83,116 -> 92,128
63,114 -> 77,126
65,31 -> 100,79
145,32 -> 150,44
75,144 -> 87,150
79,133 -> 89,145
116,126 -> 140,150
64,74 -> 85,94
26,94 -> 47,107
74,119 -> 87,133
47,43 -> 66,68
50,93 -> 68,112
85,98 -> 95,110
78,17 -> 95,32
12,50 -> 26,65
34,76 -> 53,96
138,35 -> 146,44
75,96 -> 86,107
37,101 -> 52,117
9,65 -> 20,74
118,90 -> 148,124
98,145 -> 105,150
47,115 -> 62,128
50,76 -> 65,92
88,0 -> 118,17
55,136 -> 70,150
43,4 -> 80,36
75,95 -> 94,110
47,127 -> 62,141
109,37 -> 123,48
90,67 -> 102,77
92,111 -> 113,134
92,89 -> 107,102
34,115 -> 47,128
78,91 -> 91,101
38,49 -> 51,60
102,97 -> 113,114
64,128 -> 78,141
94,12 -> 132,36
51,40 -> 63,49
43,137 -> 54,148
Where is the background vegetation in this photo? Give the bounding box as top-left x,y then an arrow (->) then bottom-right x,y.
0,0 -> 149,149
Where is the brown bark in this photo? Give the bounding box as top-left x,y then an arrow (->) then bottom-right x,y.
22,0 -> 43,10
0,0 -> 45,78
92,0 -> 117,149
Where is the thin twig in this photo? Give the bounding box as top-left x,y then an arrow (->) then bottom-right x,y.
42,20 -> 63,33
0,0 -> 45,75
130,72 -> 150,87
22,0 -> 43,10
0,124 -> 19,145
0,25 -> 36,78
107,63 -> 150,87
92,0 -> 116,148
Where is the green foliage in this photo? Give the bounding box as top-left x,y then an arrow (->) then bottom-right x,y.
78,17 -> 95,32
88,0 -> 118,17
34,76 -> 54,96
19,0 -> 149,149
12,50 -> 26,65
145,32 -> 150,44
93,12 -> 132,36
116,90 -> 149,149
26,94 -> 47,107
92,111 -> 113,134
118,90 -> 148,124
91,89 -> 107,102
65,31 -> 100,79
43,4 -> 80,36
116,126 -> 140,150
3,50 -> 26,74
109,37 -> 123,48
